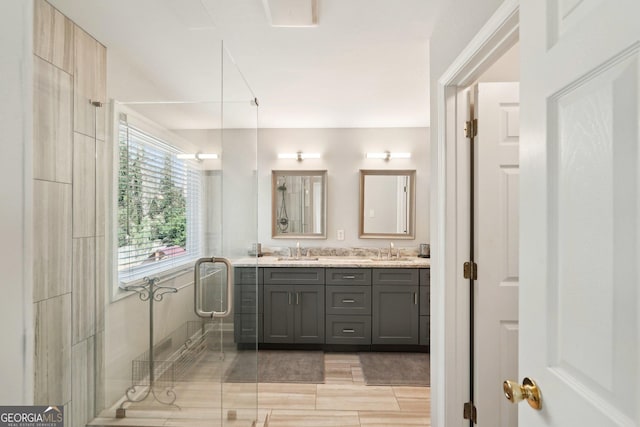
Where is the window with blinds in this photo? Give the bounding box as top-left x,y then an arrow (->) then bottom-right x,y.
117,114 -> 202,284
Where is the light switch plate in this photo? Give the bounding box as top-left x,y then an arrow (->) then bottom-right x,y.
337,229 -> 345,240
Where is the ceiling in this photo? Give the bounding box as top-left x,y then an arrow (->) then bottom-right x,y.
51,0 -> 442,129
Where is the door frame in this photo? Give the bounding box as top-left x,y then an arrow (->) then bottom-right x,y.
432,1 -> 519,425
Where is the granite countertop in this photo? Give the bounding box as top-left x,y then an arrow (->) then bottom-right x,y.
233,255 -> 430,268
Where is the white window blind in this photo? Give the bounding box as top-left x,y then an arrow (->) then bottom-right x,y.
117,114 -> 202,284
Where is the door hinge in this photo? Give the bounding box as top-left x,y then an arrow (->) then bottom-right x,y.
463,261 -> 478,280
463,401 -> 477,423
464,119 -> 478,138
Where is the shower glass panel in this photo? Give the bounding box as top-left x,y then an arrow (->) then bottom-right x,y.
99,90 -> 259,426
100,69 -> 258,427
39,5 -> 263,425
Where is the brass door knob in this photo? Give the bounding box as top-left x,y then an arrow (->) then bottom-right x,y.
503,377 -> 542,410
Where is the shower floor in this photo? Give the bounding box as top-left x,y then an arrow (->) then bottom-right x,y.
89,350 -> 431,427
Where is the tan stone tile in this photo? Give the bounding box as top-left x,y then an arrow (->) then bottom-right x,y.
324,364 -> 355,383
33,56 -> 73,183
392,386 -> 430,399
324,353 -> 359,364
351,366 -> 365,384
33,0 -> 74,73
257,383 -> 317,410
358,410 -> 430,425
88,416 -> 168,426
397,398 -> 430,414
316,384 -> 399,411
33,180 -> 72,302
268,409 -> 360,427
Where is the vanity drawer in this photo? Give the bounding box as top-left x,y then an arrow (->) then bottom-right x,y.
263,267 -> 324,285
326,285 -> 371,315
326,268 -> 371,286
325,315 -> 372,344
372,268 -> 419,286
235,267 -> 263,285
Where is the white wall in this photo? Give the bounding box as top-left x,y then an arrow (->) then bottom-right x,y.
0,0 -> 34,404
477,42 -> 519,82
428,1 -> 508,427
257,128 -> 430,250
174,127 -> 430,253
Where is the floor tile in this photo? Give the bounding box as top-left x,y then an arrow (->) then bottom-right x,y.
93,352 -> 431,426
316,384 -> 400,411
267,409 -> 360,427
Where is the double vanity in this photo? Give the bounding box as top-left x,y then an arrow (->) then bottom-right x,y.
232,256 -> 430,351
255,167 -> 428,351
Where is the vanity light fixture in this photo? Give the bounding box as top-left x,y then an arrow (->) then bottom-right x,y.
278,151 -> 321,161
176,152 -> 219,161
366,151 -> 412,161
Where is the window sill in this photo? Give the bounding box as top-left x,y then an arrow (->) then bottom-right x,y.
111,263 -> 195,303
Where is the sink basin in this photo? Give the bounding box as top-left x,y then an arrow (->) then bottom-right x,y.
371,257 -> 415,262
276,257 -> 319,261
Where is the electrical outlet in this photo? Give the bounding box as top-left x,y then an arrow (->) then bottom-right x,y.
337,229 -> 345,241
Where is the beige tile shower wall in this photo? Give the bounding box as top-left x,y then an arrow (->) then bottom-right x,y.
32,0 -> 108,424
33,0 -> 73,74
33,56 -> 73,183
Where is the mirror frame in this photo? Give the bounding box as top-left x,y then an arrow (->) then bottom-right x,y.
359,169 -> 416,239
271,170 -> 328,239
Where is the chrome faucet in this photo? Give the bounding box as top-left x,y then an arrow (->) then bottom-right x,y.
388,242 -> 394,259
296,241 -> 301,259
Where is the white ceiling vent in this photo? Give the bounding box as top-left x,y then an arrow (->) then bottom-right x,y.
262,0 -> 318,27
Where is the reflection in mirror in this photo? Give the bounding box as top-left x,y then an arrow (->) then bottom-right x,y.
272,170 -> 327,239
359,169 -> 416,239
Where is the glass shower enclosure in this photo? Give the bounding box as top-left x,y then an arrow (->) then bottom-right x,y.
102,52 -> 260,426
45,1 -> 262,423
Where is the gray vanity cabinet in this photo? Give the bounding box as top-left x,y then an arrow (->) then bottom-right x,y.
263,268 -> 325,344
234,267 -> 263,343
372,269 -> 420,345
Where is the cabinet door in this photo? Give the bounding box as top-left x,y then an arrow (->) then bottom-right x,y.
234,313 -> 263,343
234,284 -> 262,314
293,285 -> 325,344
372,284 -> 419,345
419,268 -> 430,315
419,315 -> 430,346
263,285 -> 294,343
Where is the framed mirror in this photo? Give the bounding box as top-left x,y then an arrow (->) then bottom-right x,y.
272,170 -> 327,239
359,169 -> 416,239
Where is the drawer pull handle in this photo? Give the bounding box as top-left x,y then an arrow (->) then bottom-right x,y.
342,328 -> 355,333
241,328 -> 254,332
343,275 -> 356,279
414,292 -> 418,305
342,299 -> 356,303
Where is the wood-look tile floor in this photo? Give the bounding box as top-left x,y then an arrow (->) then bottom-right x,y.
90,352 -> 430,427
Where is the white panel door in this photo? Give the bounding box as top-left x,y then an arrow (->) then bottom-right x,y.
475,82 -> 520,427
520,1 -> 640,425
